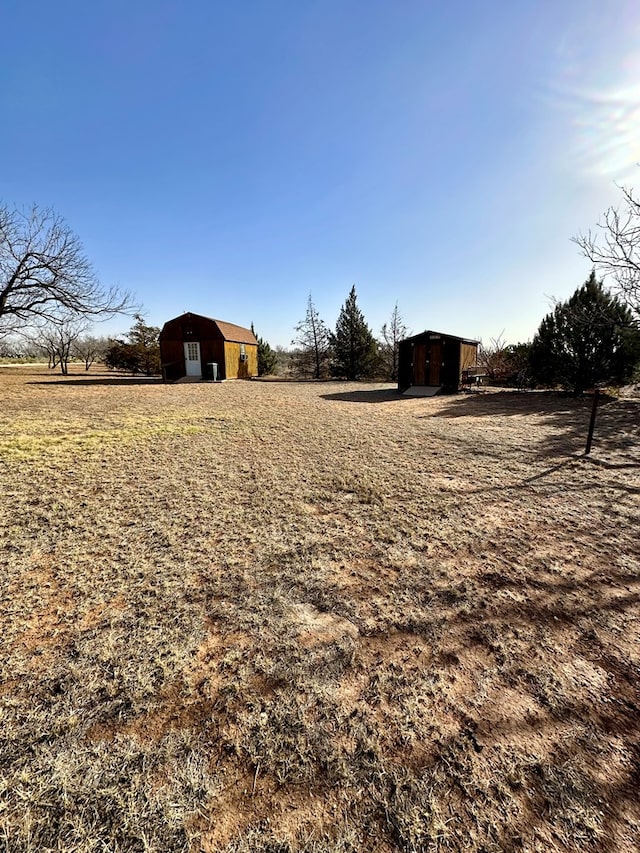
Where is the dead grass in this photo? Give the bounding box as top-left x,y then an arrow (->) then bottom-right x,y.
1,366 -> 639,852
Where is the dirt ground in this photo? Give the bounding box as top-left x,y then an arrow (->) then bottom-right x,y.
1,366 -> 639,852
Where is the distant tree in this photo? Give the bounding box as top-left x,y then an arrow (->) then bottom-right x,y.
477,335 -> 534,388
331,285 -> 379,380
104,315 -> 160,375
292,294 -> 332,379
0,204 -> 134,335
0,339 -> 15,358
0,337 -> 39,359
530,272 -> 640,394
274,345 -> 294,376
128,315 -> 161,375
30,315 -> 88,375
505,342 -> 533,390
574,177 -> 640,318
251,323 -> 277,376
73,334 -> 109,371
379,303 -> 410,381
104,340 -> 139,374
478,332 -> 511,382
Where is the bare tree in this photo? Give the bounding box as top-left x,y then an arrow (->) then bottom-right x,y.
274,345 -> 294,376
0,204 -> 135,335
379,303 -> 410,381
30,316 -> 88,375
478,333 -> 535,388
478,332 -> 510,382
39,332 -> 60,370
73,334 -> 109,370
573,181 -> 640,318
0,336 -> 29,359
292,294 -> 332,379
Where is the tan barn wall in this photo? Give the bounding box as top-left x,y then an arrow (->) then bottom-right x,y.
459,343 -> 478,372
247,345 -> 258,377
224,342 -> 258,379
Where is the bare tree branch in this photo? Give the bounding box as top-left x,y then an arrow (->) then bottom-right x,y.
573,182 -> 640,316
291,294 -> 332,379
0,204 -> 136,335
28,314 -> 89,375
379,303 -> 410,382
73,334 -> 110,370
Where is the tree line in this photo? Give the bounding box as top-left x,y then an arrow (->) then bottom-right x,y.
3,174 -> 640,391
23,272 -> 637,393
1,315 -> 162,376
479,271 -> 640,395
467,176 -> 640,395
287,287 -> 409,381
1,291 -> 409,382
0,202 -> 406,380
286,267 -> 640,394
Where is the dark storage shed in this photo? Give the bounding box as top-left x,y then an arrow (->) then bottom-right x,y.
398,330 -> 478,394
159,312 -> 258,381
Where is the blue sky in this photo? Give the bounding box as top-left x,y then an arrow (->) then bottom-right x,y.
2,1 -> 640,347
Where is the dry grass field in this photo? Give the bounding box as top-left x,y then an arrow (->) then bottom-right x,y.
1,366 -> 639,853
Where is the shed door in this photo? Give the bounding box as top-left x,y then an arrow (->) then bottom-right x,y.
413,343 -> 427,385
429,341 -> 442,385
184,341 -> 201,376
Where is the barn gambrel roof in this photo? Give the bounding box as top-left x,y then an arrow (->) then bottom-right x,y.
213,318 -> 258,345
161,312 -> 258,345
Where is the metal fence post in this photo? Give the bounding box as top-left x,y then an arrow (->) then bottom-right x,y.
585,389 -> 600,455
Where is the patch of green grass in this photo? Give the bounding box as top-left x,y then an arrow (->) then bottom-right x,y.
0,417 -> 219,460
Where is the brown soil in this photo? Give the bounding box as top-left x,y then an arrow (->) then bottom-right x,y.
1,366 -> 639,852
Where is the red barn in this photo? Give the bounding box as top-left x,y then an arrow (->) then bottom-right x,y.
159,312 -> 258,381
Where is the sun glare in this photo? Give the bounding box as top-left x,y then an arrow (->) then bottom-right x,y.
545,9 -> 640,181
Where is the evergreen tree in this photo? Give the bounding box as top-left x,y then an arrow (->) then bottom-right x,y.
530,272 -> 640,394
104,339 -> 140,374
291,294 -> 332,379
127,315 -> 161,375
252,323 -> 277,376
104,314 -> 160,375
331,285 -> 379,380
504,342 -> 533,390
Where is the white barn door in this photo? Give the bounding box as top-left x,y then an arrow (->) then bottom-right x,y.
184,341 -> 201,376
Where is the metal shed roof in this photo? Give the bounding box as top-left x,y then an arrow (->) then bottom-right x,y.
400,329 -> 479,346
